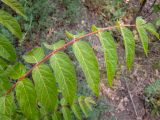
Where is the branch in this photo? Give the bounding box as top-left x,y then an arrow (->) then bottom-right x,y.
4,24 -> 135,96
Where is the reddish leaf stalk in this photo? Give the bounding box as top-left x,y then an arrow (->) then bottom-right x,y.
4,24 -> 135,96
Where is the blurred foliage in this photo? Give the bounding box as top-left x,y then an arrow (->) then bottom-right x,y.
144,80 -> 160,116
88,97 -> 116,120
60,0 -> 81,23
152,60 -> 160,70
101,0 -> 126,21
84,0 -> 126,24
16,0 -> 82,43
19,0 -> 54,35
153,4 -> 160,13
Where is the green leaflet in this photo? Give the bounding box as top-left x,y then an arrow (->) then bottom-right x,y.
0,67 -> 4,75
39,107 -> 49,120
0,34 -> 16,62
1,0 -> 26,18
0,94 -> 14,120
44,40 -> 65,50
23,47 -> 45,63
0,59 -> 8,75
8,63 -> 26,79
120,26 -> 135,69
91,25 -> 97,32
0,60 -> 7,77
0,10 -> 22,39
16,78 -> 39,120
50,52 -> 77,105
0,58 -> 8,69
61,98 -> 71,120
0,77 -> 11,96
72,41 -> 100,95
1,63 -> 25,79
84,97 -> 95,111
78,96 -> 89,117
11,112 -> 26,120
52,111 -> 63,120
65,31 -> 74,39
97,31 -> 118,86
72,97 -> 95,119
136,17 -> 149,55
0,65 -> 13,77
32,64 -> 58,112
144,23 -> 159,39
65,31 -> 85,39
71,100 -> 82,120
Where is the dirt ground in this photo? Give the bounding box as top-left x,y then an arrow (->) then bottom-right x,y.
23,0 -> 160,119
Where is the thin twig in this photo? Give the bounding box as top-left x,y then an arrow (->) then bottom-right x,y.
123,75 -> 139,120
4,24 -> 135,96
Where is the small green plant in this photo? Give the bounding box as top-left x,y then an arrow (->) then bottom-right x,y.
0,0 -> 160,119
144,80 -> 160,116
60,0 -> 81,24
17,0 -> 54,43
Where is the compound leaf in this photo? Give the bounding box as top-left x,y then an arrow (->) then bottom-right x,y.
50,52 -> 77,105
16,78 -> 39,120
32,64 -> 58,112
72,41 -> 100,95
0,10 -> 22,39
